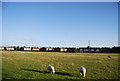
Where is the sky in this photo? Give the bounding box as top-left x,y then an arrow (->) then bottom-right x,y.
2,0 -> 120,2
2,2 -> 118,47
0,2 -> 2,46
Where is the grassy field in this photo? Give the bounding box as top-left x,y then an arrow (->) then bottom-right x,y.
2,51 -> 119,79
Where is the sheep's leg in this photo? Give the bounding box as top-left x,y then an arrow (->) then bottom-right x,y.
53,72 -> 55,74
82,73 -> 85,77
82,72 -> 86,77
51,71 -> 54,74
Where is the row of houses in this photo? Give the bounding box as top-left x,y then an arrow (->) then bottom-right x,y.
0,46 -> 120,53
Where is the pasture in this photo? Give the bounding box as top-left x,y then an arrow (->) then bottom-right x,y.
2,51 -> 119,79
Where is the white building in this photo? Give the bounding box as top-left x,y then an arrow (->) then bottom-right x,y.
32,47 -> 40,51
23,47 -> 31,51
46,47 -> 53,52
0,47 -> 4,51
6,47 -> 15,51
60,48 -> 67,52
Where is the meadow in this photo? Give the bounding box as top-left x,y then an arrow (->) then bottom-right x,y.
2,51 -> 119,79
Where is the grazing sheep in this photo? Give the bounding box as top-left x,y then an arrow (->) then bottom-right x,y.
79,66 -> 86,77
108,56 -> 112,58
47,65 -> 55,74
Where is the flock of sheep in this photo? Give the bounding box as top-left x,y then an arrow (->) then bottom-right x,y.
47,65 -> 86,77
46,56 -> 112,78
47,56 -> 112,78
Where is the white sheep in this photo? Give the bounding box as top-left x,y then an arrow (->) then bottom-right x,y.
47,65 -> 55,74
79,66 -> 86,77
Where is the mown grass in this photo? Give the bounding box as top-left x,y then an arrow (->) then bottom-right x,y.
2,51 -> 119,79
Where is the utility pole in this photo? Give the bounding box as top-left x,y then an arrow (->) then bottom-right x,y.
88,40 -> 90,53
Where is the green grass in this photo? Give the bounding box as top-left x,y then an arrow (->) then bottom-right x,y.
2,51 -> 119,79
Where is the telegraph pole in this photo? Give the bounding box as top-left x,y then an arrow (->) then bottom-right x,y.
88,40 -> 90,53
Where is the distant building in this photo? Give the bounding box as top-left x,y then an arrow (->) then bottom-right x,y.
110,46 -> 120,53
1,46 -> 119,53
21,47 -> 32,51
6,47 -> 15,51
46,47 -> 54,52
79,47 -> 86,52
90,47 -> 100,53
79,47 -> 100,53
0,47 -> 4,51
100,47 -> 111,53
66,47 -> 76,52
53,47 -> 61,52
31,47 -> 40,51
79,47 -> 89,52
39,47 -> 46,52
83,48 -> 89,52
60,47 -> 67,52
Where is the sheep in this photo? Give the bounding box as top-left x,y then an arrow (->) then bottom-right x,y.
108,56 -> 112,58
47,65 -> 55,74
79,66 -> 86,77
